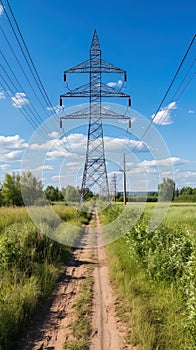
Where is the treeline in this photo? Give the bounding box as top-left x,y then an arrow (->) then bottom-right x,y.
0,172 -> 93,207
0,172 -> 43,207
115,192 -> 158,202
115,178 -> 196,203
174,186 -> 196,202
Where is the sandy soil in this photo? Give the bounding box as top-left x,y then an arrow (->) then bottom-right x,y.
16,209 -> 134,350
16,233 -> 92,350
90,209 -> 134,350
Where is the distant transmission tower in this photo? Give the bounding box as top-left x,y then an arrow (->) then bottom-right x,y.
112,173 -> 117,202
60,30 -> 131,204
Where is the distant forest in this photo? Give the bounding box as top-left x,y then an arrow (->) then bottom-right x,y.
0,172 -> 196,206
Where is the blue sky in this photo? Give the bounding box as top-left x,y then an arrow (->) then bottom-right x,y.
0,0 -> 195,191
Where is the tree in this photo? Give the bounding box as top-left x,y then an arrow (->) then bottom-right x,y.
180,186 -> 193,195
175,188 -> 180,198
116,192 -> 123,202
2,173 -> 23,206
83,188 -> 94,201
45,185 -> 64,202
20,171 -> 44,206
158,178 -> 175,201
147,192 -> 158,202
64,185 -> 80,202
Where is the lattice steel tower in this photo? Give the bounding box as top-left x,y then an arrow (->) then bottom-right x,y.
60,30 -> 131,204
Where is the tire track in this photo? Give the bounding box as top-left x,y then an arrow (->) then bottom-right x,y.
17,209 -> 134,350
16,227 -> 93,350
90,208 -> 134,350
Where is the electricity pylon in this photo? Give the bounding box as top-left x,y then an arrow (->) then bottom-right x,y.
60,30 -> 131,204
111,173 -> 117,202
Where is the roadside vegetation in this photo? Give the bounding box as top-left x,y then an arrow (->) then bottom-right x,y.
1,169 -> 195,349
0,205 -> 91,350
102,203 -> 196,350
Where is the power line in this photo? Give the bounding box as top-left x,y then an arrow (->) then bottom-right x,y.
172,59 -> 195,99
0,1 -> 50,110
0,25 -> 52,118
4,0 -> 57,115
176,72 -> 195,101
131,34 -> 196,152
151,34 -> 195,123
0,0 -> 57,117
0,75 -> 40,132
145,59 -> 196,141
0,0 -> 60,137
0,50 -> 49,130
0,65 -> 53,137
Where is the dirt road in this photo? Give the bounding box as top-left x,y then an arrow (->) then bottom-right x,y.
90,209 -> 133,350
17,209 -> 132,350
17,237 -> 92,350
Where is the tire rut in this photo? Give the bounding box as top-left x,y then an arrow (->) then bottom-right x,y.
16,233 -> 92,350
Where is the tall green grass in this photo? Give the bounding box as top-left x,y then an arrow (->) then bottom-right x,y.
0,205 -> 91,350
104,203 -> 196,349
0,207 -> 30,233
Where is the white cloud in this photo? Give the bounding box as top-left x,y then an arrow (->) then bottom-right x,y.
0,135 -> 27,166
0,92 -> 5,99
104,136 -> 148,153
0,163 -> 11,170
48,131 -> 59,139
152,101 -> 177,125
29,133 -> 149,163
46,149 -> 76,160
30,139 -> 56,150
174,170 -> 196,188
140,157 -> 188,168
67,162 -> 81,168
47,105 -> 62,113
52,175 -> 67,180
0,150 -> 23,162
1,131 -> 195,190
176,170 -> 196,180
30,134 -> 86,154
11,92 -> 30,109
33,165 -> 54,172
188,109 -> 195,114
0,135 -> 27,149
125,158 -> 190,188
28,134 -> 85,161
62,135 -> 85,151
0,5 -> 3,16
107,80 -> 123,88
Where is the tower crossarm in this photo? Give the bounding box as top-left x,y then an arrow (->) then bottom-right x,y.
64,59 -> 125,75
100,83 -> 130,98
100,59 -> 126,74
60,83 -> 131,103
60,105 -> 131,120
60,83 -> 90,99
65,60 -> 90,74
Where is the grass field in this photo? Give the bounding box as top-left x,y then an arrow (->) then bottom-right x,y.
0,202 -> 195,349
103,202 -> 196,350
0,204 -> 91,350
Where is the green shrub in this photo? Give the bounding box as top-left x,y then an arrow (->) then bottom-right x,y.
0,204 -> 92,350
103,203 -> 196,349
